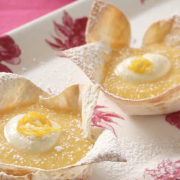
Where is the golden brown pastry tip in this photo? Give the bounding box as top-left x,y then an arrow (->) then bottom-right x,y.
86,0 -> 131,48
143,15 -> 180,49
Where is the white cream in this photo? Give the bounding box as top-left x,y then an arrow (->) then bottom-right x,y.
114,53 -> 171,82
4,114 -> 61,153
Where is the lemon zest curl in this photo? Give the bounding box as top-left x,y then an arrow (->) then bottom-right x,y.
17,112 -> 61,137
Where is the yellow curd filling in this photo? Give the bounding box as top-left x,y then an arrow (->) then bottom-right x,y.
0,104 -> 94,170
102,44 -> 180,100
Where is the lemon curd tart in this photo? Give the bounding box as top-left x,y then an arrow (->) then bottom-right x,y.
0,73 -> 124,180
62,0 -> 180,115
1,104 -> 93,170
101,44 -> 179,100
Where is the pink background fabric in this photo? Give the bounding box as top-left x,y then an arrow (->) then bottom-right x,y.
0,0 -> 76,35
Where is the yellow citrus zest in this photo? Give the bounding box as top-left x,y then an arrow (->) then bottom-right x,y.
17,112 -> 61,137
128,56 -> 153,74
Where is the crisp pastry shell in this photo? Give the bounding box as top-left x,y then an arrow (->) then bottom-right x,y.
0,73 -> 125,180
143,15 -> 180,49
61,41 -> 180,115
86,0 -> 131,48
61,1 -> 180,115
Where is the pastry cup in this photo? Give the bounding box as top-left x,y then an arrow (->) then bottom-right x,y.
61,0 -> 180,115
0,72 -> 125,180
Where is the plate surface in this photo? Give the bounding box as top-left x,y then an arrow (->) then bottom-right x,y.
1,0 -> 180,179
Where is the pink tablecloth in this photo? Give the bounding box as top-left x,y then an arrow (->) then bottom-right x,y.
0,0 -> 76,35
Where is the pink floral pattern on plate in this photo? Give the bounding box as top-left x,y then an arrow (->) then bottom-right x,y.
143,159 -> 180,180
46,11 -> 88,50
92,105 -> 124,137
140,0 -> 146,4
46,11 -> 124,135
0,35 -> 21,73
165,111 -> 180,130
48,88 -> 124,136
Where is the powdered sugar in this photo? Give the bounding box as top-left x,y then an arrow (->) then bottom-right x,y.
55,146 -> 63,152
77,130 -> 126,165
61,42 -> 110,83
87,0 -> 108,31
92,135 -> 180,180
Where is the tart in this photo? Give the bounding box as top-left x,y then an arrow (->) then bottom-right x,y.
61,0 -> 180,115
0,73 -> 125,180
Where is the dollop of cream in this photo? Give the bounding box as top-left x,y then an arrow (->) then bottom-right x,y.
4,114 -> 61,153
114,53 -> 171,82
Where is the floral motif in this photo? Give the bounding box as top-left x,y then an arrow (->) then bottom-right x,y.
165,111 -> 180,130
92,105 -> 124,136
0,35 -> 21,73
143,159 -> 180,180
132,38 -> 137,45
46,11 -> 88,51
46,11 -> 124,135
47,89 -> 124,136
140,0 -> 146,4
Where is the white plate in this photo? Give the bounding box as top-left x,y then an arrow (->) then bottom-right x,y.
1,0 -> 180,179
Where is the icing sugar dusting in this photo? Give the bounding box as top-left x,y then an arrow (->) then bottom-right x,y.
144,159 -> 180,179
61,42 -> 110,82
91,136 -> 180,180
163,16 -> 180,47
87,0 -> 108,31
55,146 -> 63,152
78,130 -> 126,165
